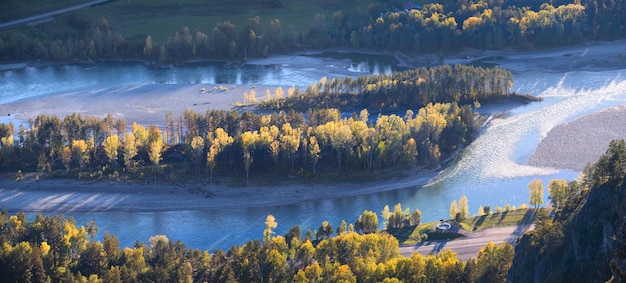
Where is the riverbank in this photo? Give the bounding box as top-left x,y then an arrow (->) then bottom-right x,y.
0,167 -> 440,213
447,39 -> 626,172
2,39 -> 626,213
0,83 -> 277,127
7,37 -> 626,128
441,39 -> 626,73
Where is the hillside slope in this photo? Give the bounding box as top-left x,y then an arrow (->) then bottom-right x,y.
509,140 -> 626,282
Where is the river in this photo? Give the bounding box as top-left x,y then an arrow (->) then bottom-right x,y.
1,51 -> 625,251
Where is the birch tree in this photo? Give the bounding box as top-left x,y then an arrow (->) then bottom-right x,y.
528,179 -> 544,208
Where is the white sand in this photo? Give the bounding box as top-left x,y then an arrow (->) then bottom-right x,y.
442,40 -> 626,171
0,83 -> 276,127
528,105 -> 626,171
0,169 -> 439,213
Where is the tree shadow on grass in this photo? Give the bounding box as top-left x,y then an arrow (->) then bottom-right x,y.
508,209 -> 536,243
474,215 -> 487,230
498,211 -> 509,224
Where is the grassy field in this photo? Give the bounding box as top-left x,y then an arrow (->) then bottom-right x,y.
389,222 -> 465,246
462,208 -> 535,232
0,0 -> 87,22
58,0 -> 379,42
389,208 -> 536,245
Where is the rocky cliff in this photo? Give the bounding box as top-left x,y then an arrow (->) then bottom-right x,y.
508,140 -> 626,282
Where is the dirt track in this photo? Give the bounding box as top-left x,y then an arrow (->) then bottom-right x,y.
400,224 -> 535,261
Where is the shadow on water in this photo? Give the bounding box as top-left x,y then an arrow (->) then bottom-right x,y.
305,52 -> 408,74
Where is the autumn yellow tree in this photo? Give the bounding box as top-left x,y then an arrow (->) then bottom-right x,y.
71,139 -> 90,169
241,131 -> 259,185
274,86 -> 284,99
131,122 -> 149,147
149,138 -> 164,186
410,208 -> 422,226
458,195 -> 469,220
354,210 -> 378,234
548,179 -> 568,210
61,146 -> 72,170
387,203 -> 409,229
190,136 -> 205,173
475,242 -> 515,282
264,214 -> 278,243
122,132 -> 137,172
329,122 -> 353,170
206,144 -> 219,183
308,136 -> 321,176
449,200 -> 458,220
206,128 -> 233,183
403,137 -> 418,167
103,134 -> 120,167
478,205 -> 485,216
528,179 -> 544,208
280,123 -> 301,171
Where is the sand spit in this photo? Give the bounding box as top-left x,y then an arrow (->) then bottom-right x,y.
0,168 -> 439,213
528,105 -> 626,171
0,83 -> 276,127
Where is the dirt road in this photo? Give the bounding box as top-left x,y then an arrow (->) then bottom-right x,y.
400,224 -> 534,261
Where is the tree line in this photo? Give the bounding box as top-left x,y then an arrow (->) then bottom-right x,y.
259,64 -> 526,112
0,210 -> 515,282
3,139 -> 626,282
1,65 -> 517,183
0,0 -> 623,63
0,101 -> 477,184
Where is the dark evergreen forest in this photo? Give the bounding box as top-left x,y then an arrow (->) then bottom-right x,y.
0,0 -> 623,63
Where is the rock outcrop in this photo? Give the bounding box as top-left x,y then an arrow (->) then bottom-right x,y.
509,140 -> 626,282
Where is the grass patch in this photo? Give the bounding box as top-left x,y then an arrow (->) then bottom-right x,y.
458,222 -> 471,231
462,208 -> 535,232
387,222 -> 464,246
228,164 -> 421,187
58,0 -> 379,42
388,222 -> 434,245
388,209 -> 536,246
0,0 -> 87,22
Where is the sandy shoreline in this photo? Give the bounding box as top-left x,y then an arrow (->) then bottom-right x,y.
2,40 -> 626,213
528,105 -> 626,171
442,39 -> 626,73
0,83 -> 278,128
0,168 -> 439,213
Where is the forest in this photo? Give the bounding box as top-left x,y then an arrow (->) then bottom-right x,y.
0,209 -> 515,282
1,139 -> 625,282
259,64 -> 532,112
0,102 -> 476,184
0,66 -> 501,183
0,0 -> 622,63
